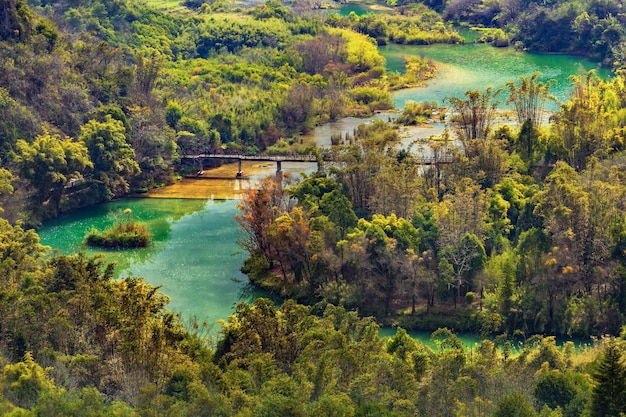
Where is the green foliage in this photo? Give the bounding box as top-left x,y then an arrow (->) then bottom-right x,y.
589,340 -> 626,417
534,370 -> 590,417
5,4 -> 626,416
0,87 -> 37,158
15,131 -> 92,221
79,116 -> 140,197
493,391 -> 537,417
395,100 -> 438,125
0,0 -> 33,42
475,28 -> 509,47
389,56 -> 438,90
446,87 -> 502,142
84,210 -> 151,248
3,352 -> 56,408
328,7 -> 462,47
320,189 -> 358,235
195,17 -> 291,56
506,72 -> 557,128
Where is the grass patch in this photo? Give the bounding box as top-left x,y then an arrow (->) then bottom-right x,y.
84,209 -> 151,249
140,0 -> 190,15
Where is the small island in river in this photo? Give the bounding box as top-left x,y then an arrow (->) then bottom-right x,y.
84,209 -> 151,248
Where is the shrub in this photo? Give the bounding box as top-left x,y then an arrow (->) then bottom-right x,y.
84,209 -> 151,248
395,101 -> 438,125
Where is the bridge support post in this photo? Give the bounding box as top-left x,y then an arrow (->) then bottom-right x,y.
236,159 -> 243,177
276,160 -> 282,175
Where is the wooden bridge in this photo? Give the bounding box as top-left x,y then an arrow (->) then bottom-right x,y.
180,152 -> 451,177
181,153 -> 319,176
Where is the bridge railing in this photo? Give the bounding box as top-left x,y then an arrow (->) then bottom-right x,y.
180,152 -> 452,165
180,153 -> 319,162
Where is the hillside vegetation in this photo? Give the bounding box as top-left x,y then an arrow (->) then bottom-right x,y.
2,0 -> 626,415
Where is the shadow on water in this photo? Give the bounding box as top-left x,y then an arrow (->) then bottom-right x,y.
237,281 -> 283,308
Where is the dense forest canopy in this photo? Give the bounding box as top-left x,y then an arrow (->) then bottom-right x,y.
2,0 -> 626,414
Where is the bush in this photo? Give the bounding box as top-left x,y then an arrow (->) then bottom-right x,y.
84,209 -> 151,248
395,101 -> 438,125
349,87 -> 393,110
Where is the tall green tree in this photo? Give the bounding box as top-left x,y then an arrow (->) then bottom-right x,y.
493,391 -> 537,417
319,189 -> 358,236
15,132 -> 92,219
516,118 -> 542,167
589,341 -> 626,417
549,71 -> 612,170
79,115 -> 139,198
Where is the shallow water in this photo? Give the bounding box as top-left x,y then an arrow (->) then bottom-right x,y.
304,40 -> 610,149
383,42 -> 610,110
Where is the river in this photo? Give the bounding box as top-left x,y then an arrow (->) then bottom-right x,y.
303,35 -> 610,147
37,39 -> 608,346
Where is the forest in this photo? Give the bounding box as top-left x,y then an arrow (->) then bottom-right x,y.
2,0 -> 626,414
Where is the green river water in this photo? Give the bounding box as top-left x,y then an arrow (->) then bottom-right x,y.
38,198 -> 273,333
305,38 -> 611,147
384,42 -> 611,110
37,39 -> 608,346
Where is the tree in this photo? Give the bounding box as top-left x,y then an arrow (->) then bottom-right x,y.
127,105 -> 177,189
236,176 -> 290,269
293,32 -> 347,75
422,133 -> 456,197
516,118 -> 542,167
281,82 -> 316,132
319,189 -> 358,236
440,233 -> 486,308
15,131 -> 92,219
549,71 -> 611,170
328,120 -> 398,213
3,352 -> 58,408
506,72 -> 556,128
134,49 -> 164,101
534,162 -> 592,299
402,248 -> 437,312
0,87 -> 37,158
534,370 -> 589,416
79,115 -> 140,198
0,0 -> 33,41
266,207 -> 314,288
370,152 -> 424,219
436,178 -> 488,247
589,340 -> 626,417
446,87 -> 502,146
493,391 -> 537,417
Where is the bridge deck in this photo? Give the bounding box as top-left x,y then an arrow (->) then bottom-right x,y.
180,153 -> 449,165
181,153 -> 318,163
